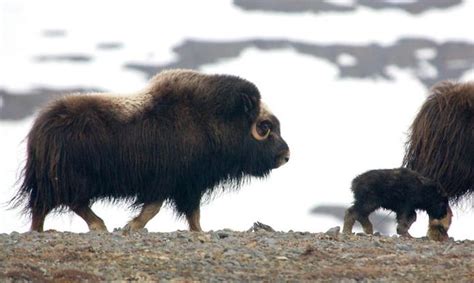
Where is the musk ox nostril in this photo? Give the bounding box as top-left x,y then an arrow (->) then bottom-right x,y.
275,150 -> 290,168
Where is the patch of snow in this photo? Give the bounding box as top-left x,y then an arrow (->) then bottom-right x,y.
415,48 -> 437,60
337,53 -> 358,67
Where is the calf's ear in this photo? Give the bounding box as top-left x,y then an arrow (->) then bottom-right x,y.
417,175 -> 432,185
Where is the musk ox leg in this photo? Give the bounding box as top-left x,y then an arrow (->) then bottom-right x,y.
396,211 -> 416,238
186,208 -> 203,232
30,209 -> 51,232
71,206 -> 108,232
122,201 -> 163,234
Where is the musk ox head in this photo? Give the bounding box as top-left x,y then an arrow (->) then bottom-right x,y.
246,101 -> 290,175
148,69 -> 290,178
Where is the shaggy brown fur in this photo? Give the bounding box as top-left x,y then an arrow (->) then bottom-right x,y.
403,81 -> 474,201
343,168 -> 452,241
12,69 -> 290,232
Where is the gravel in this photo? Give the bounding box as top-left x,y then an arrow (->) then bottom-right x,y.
0,227 -> 473,282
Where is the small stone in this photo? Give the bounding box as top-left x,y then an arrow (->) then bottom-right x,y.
373,241 -> 383,248
197,234 -> 211,243
325,226 -> 340,237
395,244 -> 412,251
217,232 -> 229,239
10,231 -> 20,237
223,249 -> 237,256
177,232 -> 188,239
248,222 -> 275,232
263,238 -> 278,246
276,256 -> 288,260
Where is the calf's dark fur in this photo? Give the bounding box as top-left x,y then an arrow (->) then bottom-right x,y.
12,69 -> 290,232
343,168 -> 452,241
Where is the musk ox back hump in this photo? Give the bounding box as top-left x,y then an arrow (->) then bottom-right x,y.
403,81 -> 474,200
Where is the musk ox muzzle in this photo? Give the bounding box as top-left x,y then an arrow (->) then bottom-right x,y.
275,149 -> 290,168
249,101 -> 290,171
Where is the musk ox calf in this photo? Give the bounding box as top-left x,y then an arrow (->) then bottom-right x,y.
343,168 -> 452,241
403,81 -> 473,201
13,69 -> 290,232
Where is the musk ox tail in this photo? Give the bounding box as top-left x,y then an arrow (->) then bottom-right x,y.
11,141 -> 58,218
403,81 -> 474,201
11,110 -> 65,220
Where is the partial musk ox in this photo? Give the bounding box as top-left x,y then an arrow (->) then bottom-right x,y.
343,168 -> 452,241
403,81 -> 473,201
13,69 -> 290,232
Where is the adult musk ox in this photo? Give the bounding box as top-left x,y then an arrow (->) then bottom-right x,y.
13,69 -> 290,232
343,168 -> 452,241
403,81 -> 473,201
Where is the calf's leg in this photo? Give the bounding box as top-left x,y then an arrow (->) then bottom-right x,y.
358,214 -> 374,234
396,211 -> 416,238
343,206 -> 357,234
343,205 -> 374,234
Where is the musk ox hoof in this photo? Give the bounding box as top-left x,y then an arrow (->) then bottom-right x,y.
398,232 -> 413,239
121,223 -> 144,235
89,225 -> 108,233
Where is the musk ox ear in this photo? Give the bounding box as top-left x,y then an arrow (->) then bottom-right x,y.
240,92 -> 259,119
211,75 -> 261,121
216,91 -> 260,122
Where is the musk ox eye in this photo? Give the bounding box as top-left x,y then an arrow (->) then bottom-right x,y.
259,120 -> 272,134
251,120 -> 272,141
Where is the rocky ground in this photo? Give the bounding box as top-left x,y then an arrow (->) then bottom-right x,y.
0,225 -> 472,282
